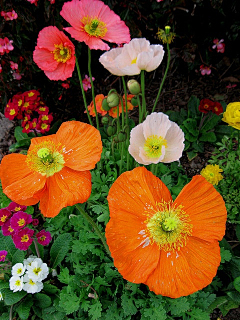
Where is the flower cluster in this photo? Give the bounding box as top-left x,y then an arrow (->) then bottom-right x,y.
9,256 -> 49,294
212,39 -> 225,53
198,98 -> 223,115
200,164 -> 223,185
1,10 -> 18,21
4,90 -> 53,133
199,64 -> 211,76
86,94 -> 138,118
222,102 -> 240,130
0,201 -> 52,250
83,75 -> 94,92
0,37 -> 14,55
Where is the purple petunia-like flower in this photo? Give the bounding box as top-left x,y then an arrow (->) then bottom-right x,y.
0,208 -> 12,226
0,250 -> 8,262
10,211 -> 33,231
1,219 -> 15,236
7,202 -> 27,213
36,230 -> 52,246
12,228 -> 35,250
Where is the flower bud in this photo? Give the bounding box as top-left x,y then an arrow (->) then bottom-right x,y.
127,80 -> 141,95
107,92 -> 120,108
101,116 -> 109,125
107,125 -> 117,136
102,98 -> 110,111
131,96 -> 138,107
117,131 -> 127,142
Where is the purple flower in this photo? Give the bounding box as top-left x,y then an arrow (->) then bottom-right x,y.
0,250 -> 8,262
12,228 -> 34,250
0,208 -> 12,226
36,230 -> 52,246
32,219 -> 39,226
7,202 -> 27,213
1,219 -> 15,236
10,211 -> 33,231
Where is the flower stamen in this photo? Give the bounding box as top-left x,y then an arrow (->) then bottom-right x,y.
82,16 -> 107,38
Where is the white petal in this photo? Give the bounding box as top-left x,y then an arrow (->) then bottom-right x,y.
163,122 -> 185,162
143,112 -> 171,139
128,123 -> 146,164
145,45 -> 165,72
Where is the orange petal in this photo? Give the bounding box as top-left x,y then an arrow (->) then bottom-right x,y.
107,167 -> 172,220
145,237 -> 221,298
39,167 -> 91,217
174,175 -> 227,242
0,154 -> 46,205
106,215 -> 160,283
55,121 -> 102,171
28,134 -> 57,152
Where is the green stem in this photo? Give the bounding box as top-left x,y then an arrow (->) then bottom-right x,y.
152,42 -> 171,113
140,70 -> 146,120
75,204 -> 111,257
121,76 -> 130,171
33,239 -> 41,258
88,48 -> 99,131
9,305 -> 13,320
238,130 -> 239,150
75,56 -> 93,126
137,95 -> 143,123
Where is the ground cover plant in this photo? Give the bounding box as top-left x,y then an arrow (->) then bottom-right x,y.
0,0 -> 240,319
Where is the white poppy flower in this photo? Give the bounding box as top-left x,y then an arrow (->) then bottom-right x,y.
9,276 -> 24,292
26,260 -> 49,282
99,38 -> 164,76
128,112 -> 185,165
23,275 -> 43,294
11,263 -> 26,277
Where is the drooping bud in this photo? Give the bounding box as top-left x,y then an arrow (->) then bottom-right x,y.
127,79 -> 141,95
102,98 -> 110,111
107,92 -> 120,108
131,96 -> 138,107
101,116 -> 109,125
107,125 -> 117,136
117,131 -> 127,142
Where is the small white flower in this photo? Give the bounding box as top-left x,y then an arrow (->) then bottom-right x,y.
23,255 -> 38,267
11,263 -> 26,277
26,260 -> 49,282
0,291 -> 3,301
9,276 -> 24,292
23,275 -> 43,294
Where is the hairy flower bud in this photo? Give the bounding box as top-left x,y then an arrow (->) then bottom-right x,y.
117,131 -> 127,142
102,98 -> 110,111
127,79 -> 141,95
131,96 -> 138,107
101,116 -> 109,125
107,92 -> 120,108
107,125 -> 117,136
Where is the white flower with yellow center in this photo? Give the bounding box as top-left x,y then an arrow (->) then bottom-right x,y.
128,112 -> 185,165
26,259 -> 49,282
11,263 -> 26,277
23,255 -> 38,267
23,275 -> 43,294
9,276 -> 24,292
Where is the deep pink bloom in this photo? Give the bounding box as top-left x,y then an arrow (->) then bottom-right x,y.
0,38 -> 6,54
33,26 -> 76,81
4,10 -> 18,21
36,230 -> 52,246
61,82 -> 70,89
0,64 -> 2,73
27,0 -> 39,5
32,219 -> 39,226
12,228 -> 34,250
1,219 -> 15,236
0,208 -> 12,226
3,37 -> 14,53
0,250 -> 8,262
212,39 -> 225,53
226,83 -> 237,89
200,64 -> 211,76
82,75 -> 94,91
10,211 -> 33,231
10,61 -> 18,70
13,71 -> 22,80
60,0 -> 131,51
7,202 -> 27,213
49,0 -> 55,3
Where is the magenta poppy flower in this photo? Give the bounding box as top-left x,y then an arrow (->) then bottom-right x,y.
33,26 -> 76,81
12,228 -> 35,250
0,208 -> 12,226
1,219 -> 15,236
0,250 -> 8,262
10,211 -> 33,231
7,202 -> 27,213
36,230 -> 52,246
60,0 -> 130,51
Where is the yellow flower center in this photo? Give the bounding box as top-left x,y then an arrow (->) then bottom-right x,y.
82,16 -> 107,38
33,267 -> 41,275
15,280 -> 21,286
144,135 -> 167,158
0,215 -> 7,222
21,235 -> 29,243
29,279 -> 35,285
18,99 -> 23,106
8,226 -> 14,233
10,109 -> 16,115
52,43 -> 71,63
15,207 -> 22,212
28,92 -> 35,97
18,218 -> 26,226
17,268 -> 23,274
26,141 -> 65,177
145,201 -> 192,251
131,57 -> 137,64
40,236 -> 46,241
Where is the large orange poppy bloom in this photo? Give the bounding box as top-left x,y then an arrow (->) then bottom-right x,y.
105,167 -> 227,298
0,121 -> 102,218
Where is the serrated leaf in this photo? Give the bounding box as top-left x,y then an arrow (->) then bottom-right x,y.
16,296 -> 33,320
121,293 -> 137,316
220,247 -> 232,263
142,304 -> 166,320
189,308 -> 210,320
35,293 -> 52,308
58,267 -> 72,285
60,292 -> 80,315
169,297 -> 190,315
50,233 -> 72,268
88,300 -> 102,320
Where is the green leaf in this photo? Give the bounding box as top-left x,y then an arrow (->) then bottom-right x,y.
88,300 -> 102,320
199,131 -> 217,142
187,95 -> 200,117
50,233 -> 72,268
60,292 -> 80,315
187,150 -> 198,161
169,297 -> 190,315
121,293 -> 137,316
234,277 -> 240,293
182,118 -> 199,136
220,247 -> 232,263
16,296 -> 33,320
34,293 -> 52,308
43,283 -> 60,295
0,281 -> 10,291
188,308 -> 210,320
0,233 -> 17,262
227,290 -> 240,303
58,267 -> 72,285
1,288 -> 27,305
236,225 -> 240,241
201,113 -> 220,132
14,126 -> 28,142
12,250 -> 25,266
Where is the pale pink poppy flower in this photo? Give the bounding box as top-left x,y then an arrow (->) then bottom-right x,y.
33,26 -> 75,81
99,38 -> 164,76
128,112 -> 184,165
10,61 -> 18,70
200,64 -> 211,76
212,39 -> 225,53
60,0 -> 130,51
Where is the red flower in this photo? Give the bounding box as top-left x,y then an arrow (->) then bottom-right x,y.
1,219 -> 15,236
0,208 -> 12,226
12,227 -> 35,250
36,229 -> 52,246
198,98 -> 215,114
7,202 -> 27,213
10,211 -> 33,231
212,102 -> 223,115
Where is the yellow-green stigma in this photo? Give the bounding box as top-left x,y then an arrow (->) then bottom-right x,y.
144,135 -> 167,158
52,43 -> 71,63
26,141 -> 65,177
33,267 -> 41,275
82,16 -> 107,37
146,202 -> 192,251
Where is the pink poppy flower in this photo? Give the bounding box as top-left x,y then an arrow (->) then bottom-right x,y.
0,250 -> 8,262
33,26 -> 76,81
7,202 -> 27,213
36,230 -> 52,246
212,39 -> 225,53
60,0 -> 130,51
12,228 -> 35,250
1,219 -> 15,236
10,211 -> 33,231
27,0 -> 38,5
0,208 -> 12,226
200,64 -> 211,76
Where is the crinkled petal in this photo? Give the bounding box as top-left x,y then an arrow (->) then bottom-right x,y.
39,167 -> 92,217
163,122 -> 185,162
128,124 -> 146,164
137,45 -> 164,72
33,48 -> 58,72
139,145 -> 166,165
37,26 -> 71,51
99,48 -> 126,76
60,0 -> 85,30
44,59 -> 75,81
143,112 -> 172,139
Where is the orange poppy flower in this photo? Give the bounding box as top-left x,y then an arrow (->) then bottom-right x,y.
105,167 -> 227,298
0,121 -> 102,218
